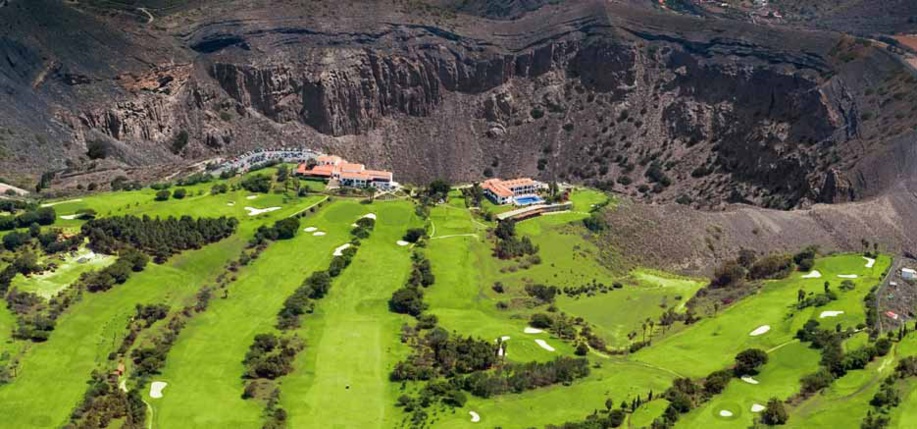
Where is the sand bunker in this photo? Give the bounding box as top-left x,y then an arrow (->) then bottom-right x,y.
749,325 -> 771,336
820,310 -> 845,318
396,240 -> 410,246
837,274 -> 858,279
149,381 -> 168,399
524,327 -> 543,334
864,257 -> 876,268
719,410 -> 733,417
469,411 -> 480,423
226,202 -> 235,207
246,195 -> 258,200
802,270 -> 822,279
313,232 -> 326,236
500,336 -> 511,341
245,206 -> 281,216
751,404 -> 765,413
740,376 -> 759,385
535,339 -> 555,352
333,243 -> 351,256
497,346 -> 505,357
362,213 -> 377,220
304,227 -> 318,232
59,214 -> 80,220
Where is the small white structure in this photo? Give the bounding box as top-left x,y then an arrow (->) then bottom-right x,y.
903,268 -> 917,281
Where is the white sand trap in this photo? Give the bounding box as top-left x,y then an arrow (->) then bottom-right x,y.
719,410 -> 733,417
246,195 -> 258,200
41,198 -> 82,207
820,310 -> 845,318
149,381 -> 168,399
750,325 -> 771,336
740,376 -> 759,385
226,202 -> 235,207
864,257 -> 876,268
469,411 -> 481,423
361,213 -> 377,220
837,274 -> 858,279
524,327 -> 543,334
304,227 -> 318,232
535,339 -> 555,352
351,223 -> 359,227
497,346 -> 505,357
802,270 -> 822,279
396,240 -> 410,246
244,206 -> 281,216
59,214 -> 80,220
313,231 -> 326,236
333,243 -> 351,256
751,404 -> 766,413
500,336 -> 511,341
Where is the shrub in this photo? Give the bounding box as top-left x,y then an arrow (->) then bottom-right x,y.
761,397 -> 788,425
155,190 -> 171,201
172,188 -> 187,199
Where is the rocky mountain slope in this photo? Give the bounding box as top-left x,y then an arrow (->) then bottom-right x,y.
1,0 -> 916,212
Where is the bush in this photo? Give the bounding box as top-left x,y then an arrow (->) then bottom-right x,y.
155,190 -> 171,201
403,228 -> 426,243
529,313 -> 554,329
172,188 -> 187,199
734,348 -> 768,376
761,398 -> 788,425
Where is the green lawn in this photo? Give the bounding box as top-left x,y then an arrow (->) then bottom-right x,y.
559,270 -> 705,347
636,254 -> 891,377
11,248 -> 116,298
281,201 -> 420,428
0,234 -> 245,428
151,200 -> 367,427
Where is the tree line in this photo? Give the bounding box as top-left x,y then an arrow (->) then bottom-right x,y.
0,206 -> 55,231
67,304 -> 170,429
82,215 -> 238,263
493,220 -> 538,259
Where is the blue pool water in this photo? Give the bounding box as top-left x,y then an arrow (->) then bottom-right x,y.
514,195 -> 545,206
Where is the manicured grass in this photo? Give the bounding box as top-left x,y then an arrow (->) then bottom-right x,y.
281,201 -> 420,428
152,200 -> 361,428
636,254 -> 890,378
559,271 -> 704,347
11,249 -> 115,298
0,234 -> 245,429
432,359 -> 674,428
678,341 -> 821,428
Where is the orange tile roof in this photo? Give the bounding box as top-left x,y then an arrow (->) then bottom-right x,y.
365,169 -> 393,180
341,171 -> 371,180
339,163 -> 365,173
483,178 -> 513,198
299,163 -> 336,177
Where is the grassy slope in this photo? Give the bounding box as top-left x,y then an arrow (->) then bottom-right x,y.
0,174 -> 322,428
152,200 -> 360,427
282,201 -> 419,428
12,250 -> 116,298
0,235 -> 244,428
636,254 -> 891,378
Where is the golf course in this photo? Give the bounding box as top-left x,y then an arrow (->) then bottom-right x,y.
1,166 -> 916,429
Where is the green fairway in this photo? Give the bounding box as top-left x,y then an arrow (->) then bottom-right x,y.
11,248 -> 116,298
281,201 -> 420,428
559,270 -> 705,347
0,234 -> 245,428
636,254 -> 890,377
152,200 -> 363,428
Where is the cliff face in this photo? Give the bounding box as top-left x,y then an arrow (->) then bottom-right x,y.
2,0 -> 916,209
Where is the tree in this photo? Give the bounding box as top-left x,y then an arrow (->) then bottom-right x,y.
426,179 -> 451,200
155,189 -> 171,201
734,348 -> 769,376
761,397 -> 788,425
172,188 -> 187,199
403,228 -> 426,243
272,218 -> 300,240
389,287 -> 426,317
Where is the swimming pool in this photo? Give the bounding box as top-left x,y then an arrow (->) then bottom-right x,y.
514,195 -> 545,206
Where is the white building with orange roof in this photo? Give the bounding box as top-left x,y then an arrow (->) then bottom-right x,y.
482,177 -> 544,205
296,154 -> 396,189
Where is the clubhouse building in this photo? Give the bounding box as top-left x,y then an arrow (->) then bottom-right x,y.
482,177 -> 546,205
295,155 -> 396,189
